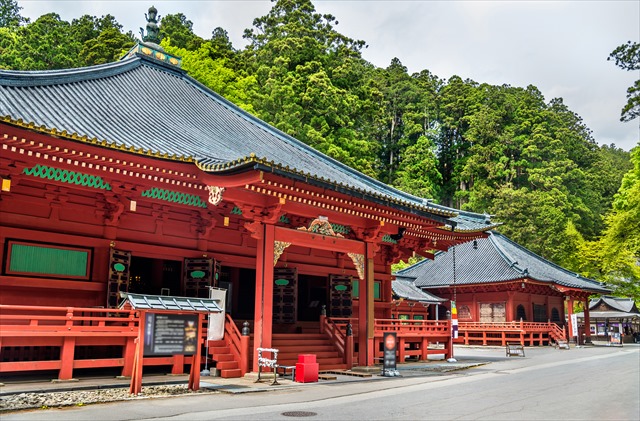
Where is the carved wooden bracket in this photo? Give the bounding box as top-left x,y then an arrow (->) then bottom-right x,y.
244,220 -> 263,240
347,252 -> 365,280
273,241 -> 292,266
298,218 -> 344,238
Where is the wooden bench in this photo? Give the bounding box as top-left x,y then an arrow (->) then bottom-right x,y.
275,365 -> 296,381
506,342 -> 525,357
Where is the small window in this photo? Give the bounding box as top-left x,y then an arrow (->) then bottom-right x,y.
351,280 -> 381,300
413,315 -> 425,320
516,304 -> 527,321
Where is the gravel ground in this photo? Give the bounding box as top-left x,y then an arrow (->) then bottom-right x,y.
0,385 -> 217,413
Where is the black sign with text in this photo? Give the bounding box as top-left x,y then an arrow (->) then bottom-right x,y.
383,331 -> 397,372
143,313 -> 199,356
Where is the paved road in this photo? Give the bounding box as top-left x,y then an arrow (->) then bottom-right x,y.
5,345 -> 639,420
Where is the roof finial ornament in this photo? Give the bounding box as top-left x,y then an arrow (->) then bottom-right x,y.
141,5 -> 161,45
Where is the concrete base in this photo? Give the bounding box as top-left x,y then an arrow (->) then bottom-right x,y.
51,378 -> 79,383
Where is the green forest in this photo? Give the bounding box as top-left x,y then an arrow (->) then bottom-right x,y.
1,0 -> 638,300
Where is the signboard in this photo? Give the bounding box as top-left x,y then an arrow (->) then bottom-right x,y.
570,313 -> 578,337
144,313 -> 199,356
383,332 -> 397,376
610,332 -> 622,345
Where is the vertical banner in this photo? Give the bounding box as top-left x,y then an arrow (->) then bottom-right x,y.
208,287 -> 227,341
451,301 -> 459,339
383,332 -> 397,376
570,313 -> 578,338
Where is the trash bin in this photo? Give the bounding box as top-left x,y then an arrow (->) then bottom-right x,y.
295,354 -> 319,383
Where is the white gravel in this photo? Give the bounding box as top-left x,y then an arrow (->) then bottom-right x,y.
0,384 -> 216,412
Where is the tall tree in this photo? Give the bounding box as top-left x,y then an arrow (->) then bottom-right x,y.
0,0 -> 25,28
609,41 -> 640,122
160,13 -> 204,51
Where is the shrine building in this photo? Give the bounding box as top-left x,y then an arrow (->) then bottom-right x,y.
0,10 -> 498,380
394,231 -> 609,346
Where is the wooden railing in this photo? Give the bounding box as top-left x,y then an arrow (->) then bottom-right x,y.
457,321 -> 565,346
0,304 -> 203,380
374,319 -> 450,335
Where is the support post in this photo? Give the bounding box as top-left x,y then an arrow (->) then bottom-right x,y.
584,299 -> 592,344
130,310 -> 146,395
121,336 -> 136,377
58,336 -> 76,380
567,297 -> 575,344
345,322 -> 354,368
253,222 -> 275,372
358,242 -> 375,366
187,313 -> 203,391
319,305 -> 326,334
240,321 -> 250,375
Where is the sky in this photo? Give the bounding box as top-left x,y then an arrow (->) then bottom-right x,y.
18,0 -> 640,151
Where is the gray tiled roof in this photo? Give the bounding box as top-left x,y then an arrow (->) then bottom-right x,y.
119,292 -> 222,312
588,296 -> 639,313
392,278 -> 445,303
0,54 -> 464,221
395,231 -> 609,294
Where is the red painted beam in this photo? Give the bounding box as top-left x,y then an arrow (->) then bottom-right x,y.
274,226 -> 365,255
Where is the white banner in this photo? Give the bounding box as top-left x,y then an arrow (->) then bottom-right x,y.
208,287 -> 227,341
571,313 -> 578,337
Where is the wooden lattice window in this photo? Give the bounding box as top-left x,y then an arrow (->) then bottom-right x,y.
551,307 -> 561,322
351,280 -> 381,300
458,305 -> 472,320
480,302 -> 506,323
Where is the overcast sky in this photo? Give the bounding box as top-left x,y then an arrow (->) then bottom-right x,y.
18,0 -> 640,151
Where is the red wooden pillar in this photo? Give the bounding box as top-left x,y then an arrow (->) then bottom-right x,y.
121,336 -> 136,377
357,242 -> 375,366
506,292 -> 515,321
130,310 -> 146,395
584,299 -> 592,344
566,297 -> 575,343
252,222 -> 275,372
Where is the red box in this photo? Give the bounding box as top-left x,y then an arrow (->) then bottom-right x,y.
295,362 -> 319,383
298,354 -> 316,363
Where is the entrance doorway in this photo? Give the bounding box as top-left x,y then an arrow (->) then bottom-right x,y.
129,257 -> 182,296
297,275 -> 327,322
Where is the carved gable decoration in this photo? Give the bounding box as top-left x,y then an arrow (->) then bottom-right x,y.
297,218 -> 344,238
205,185 -> 225,206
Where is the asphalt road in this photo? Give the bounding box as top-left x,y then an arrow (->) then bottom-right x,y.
5,345 -> 639,420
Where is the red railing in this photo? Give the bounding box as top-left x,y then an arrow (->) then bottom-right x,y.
0,305 -> 202,380
457,321 -> 565,346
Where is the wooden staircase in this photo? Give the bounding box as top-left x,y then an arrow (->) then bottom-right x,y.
272,333 -> 349,371
207,339 -> 243,378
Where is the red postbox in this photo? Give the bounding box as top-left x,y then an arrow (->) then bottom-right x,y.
295,354 -> 319,383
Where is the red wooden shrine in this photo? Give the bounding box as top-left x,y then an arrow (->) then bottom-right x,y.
0,15 -> 497,379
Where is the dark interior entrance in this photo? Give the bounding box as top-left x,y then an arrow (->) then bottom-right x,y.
129,257 -> 182,296
297,275 -> 327,322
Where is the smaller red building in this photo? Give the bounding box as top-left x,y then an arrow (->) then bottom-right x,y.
394,230 -> 610,346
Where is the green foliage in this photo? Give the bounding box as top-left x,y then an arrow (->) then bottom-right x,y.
0,0 -> 25,28
160,13 -> 203,50
609,41 -> 640,122
2,1 -> 635,300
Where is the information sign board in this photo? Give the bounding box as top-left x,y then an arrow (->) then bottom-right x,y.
383,331 -> 397,375
144,313 -> 199,356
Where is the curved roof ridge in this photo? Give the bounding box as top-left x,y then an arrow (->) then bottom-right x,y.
495,231 -> 602,287
489,231 -> 524,274
0,55 -> 186,88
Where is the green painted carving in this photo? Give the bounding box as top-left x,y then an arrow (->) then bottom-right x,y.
275,278 -> 290,286
190,270 -> 206,279
140,187 -> 207,208
231,206 -> 243,215
113,263 -> 126,272
382,234 -> 398,244
279,215 -> 290,224
334,284 -> 348,292
23,165 -> 111,190
331,223 -> 350,235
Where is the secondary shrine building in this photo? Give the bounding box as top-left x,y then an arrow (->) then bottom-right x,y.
0,26 -> 497,378
395,231 -> 609,346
